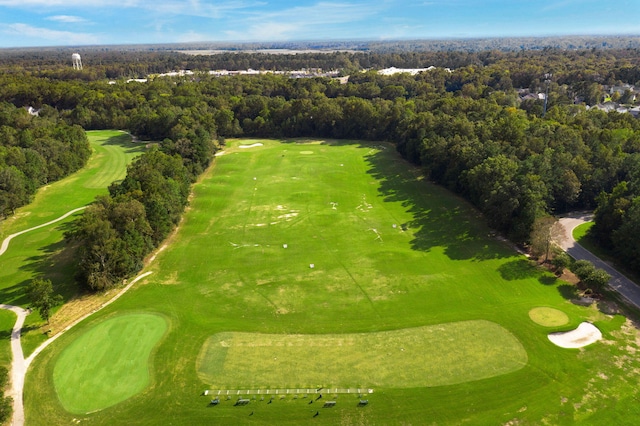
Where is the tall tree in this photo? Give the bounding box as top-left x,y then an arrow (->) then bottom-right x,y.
530,216 -> 567,262
27,277 -> 63,324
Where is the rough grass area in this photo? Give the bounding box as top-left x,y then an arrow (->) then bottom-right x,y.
529,307 -> 569,327
53,313 -> 167,414
197,321 -> 527,388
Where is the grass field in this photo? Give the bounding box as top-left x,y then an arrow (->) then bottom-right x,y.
0,309 -> 15,368
24,139 -> 640,424
197,321 -> 527,388
53,313 -> 167,413
0,130 -> 144,355
528,307 -> 570,327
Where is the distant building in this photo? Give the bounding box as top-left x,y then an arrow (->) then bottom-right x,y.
378,66 -> 444,76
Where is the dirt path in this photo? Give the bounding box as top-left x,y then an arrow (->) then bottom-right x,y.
558,212 -> 640,310
0,207 -> 86,256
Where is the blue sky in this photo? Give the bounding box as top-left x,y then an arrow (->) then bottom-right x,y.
0,0 -> 638,48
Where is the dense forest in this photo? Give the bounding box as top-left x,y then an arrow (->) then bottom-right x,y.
2,46 -> 640,288
0,102 -> 90,217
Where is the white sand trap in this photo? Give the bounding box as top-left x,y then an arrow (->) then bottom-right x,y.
548,322 -> 602,348
239,143 -> 263,149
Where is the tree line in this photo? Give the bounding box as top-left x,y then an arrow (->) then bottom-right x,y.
0,102 -> 90,218
2,47 -> 640,286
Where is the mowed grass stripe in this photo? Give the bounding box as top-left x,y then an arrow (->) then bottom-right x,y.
0,130 -> 143,240
84,133 -> 138,188
53,314 -> 167,414
197,320 -> 527,388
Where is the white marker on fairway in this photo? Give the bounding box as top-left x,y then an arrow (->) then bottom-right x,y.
283,244 -> 288,249
310,264 -> 315,269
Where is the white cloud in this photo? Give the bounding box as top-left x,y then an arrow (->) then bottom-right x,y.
0,0 -> 262,17
223,1 -> 387,40
1,23 -> 99,44
46,15 -> 88,23
176,30 -> 210,42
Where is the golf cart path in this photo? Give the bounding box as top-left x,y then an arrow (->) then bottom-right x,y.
0,207 -> 86,256
0,304 -> 28,426
0,207 -> 151,426
558,212 -> 640,310
0,207 -> 86,425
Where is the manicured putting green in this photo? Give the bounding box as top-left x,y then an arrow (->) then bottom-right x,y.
529,307 -> 569,327
53,313 -> 167,414
197,320 -> 527,388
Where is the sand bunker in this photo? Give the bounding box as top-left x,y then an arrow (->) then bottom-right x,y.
239,143 -> 263,149
548,322 -> 602,348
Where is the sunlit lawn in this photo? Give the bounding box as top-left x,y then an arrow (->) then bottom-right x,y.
24,139 -> 640,425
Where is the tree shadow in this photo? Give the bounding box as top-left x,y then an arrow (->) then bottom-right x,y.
17,222 -> 82,301
0,281 -> 31,306
363,147 -> 512,261
557,284 -> 579,300
101,133 -> 147,155
538,275 -> 559,286
497,259 -> 539,280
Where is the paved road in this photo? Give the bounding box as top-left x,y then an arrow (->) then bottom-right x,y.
558,212 -> 640,311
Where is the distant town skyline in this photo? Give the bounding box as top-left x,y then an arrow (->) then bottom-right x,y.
0,0 -> 638,48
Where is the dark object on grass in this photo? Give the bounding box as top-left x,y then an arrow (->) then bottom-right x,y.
235,399 -> 250,406
316,394 -> 322,400
358,400 -> 369,407
209,398 -> 220,406
313,411 -> 319,417
323,401 -> 336,408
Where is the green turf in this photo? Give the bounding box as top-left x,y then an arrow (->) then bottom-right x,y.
53,313 -> 167,414
24,139 -> 640,425
529,307 -> 569,327
197,321 -> 526,388
573,222 -> 593,243
0,130 -> 144,355
0,309 -> 15,368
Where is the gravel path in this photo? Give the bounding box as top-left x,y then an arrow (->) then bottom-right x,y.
558,212 -> 640,310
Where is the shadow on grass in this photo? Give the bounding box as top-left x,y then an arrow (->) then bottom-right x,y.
363,147 -> 512,261
538,275 -> 559,286
0,282 -> 31,306
17,221 -> 83,301
557,284 -> 579,300
100,133 -> 147,156
497,259 -> 538,280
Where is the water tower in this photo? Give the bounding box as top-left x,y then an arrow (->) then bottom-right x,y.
72,53 -> 83,70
